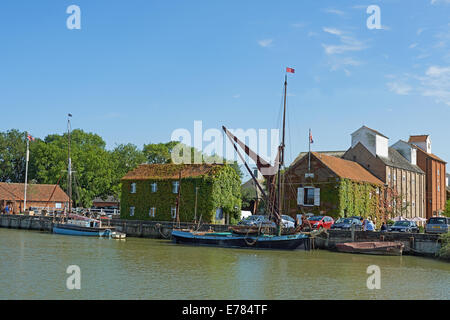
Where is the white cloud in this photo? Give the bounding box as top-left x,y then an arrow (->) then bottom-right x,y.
420,66 -> 450,105
322,27 -> 367,55
232,94 -> 241,99
258,39 -> 273,47
431,0 -> 450,4
323,27 -> 343,36
425,65 -> 450,77
388,66 -> 450,106
387,82 -> 412,95
291,22 -> 306,28
409,43 -> 418,49
324,8 -> 346,16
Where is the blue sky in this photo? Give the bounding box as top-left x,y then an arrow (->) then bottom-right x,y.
0,0 -> 449,170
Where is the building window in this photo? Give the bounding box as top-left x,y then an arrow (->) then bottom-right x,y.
402,174 -> 406,182
297,187 -> 320,206
437,185 -> 440,192
388,173 -> 391,181
393,173 -> 397,181
412,201 -> 415,208
172,181 -> 179,194
171,206 -> 177,219
55,203 -> 62,209
305,188 -> 315,205
149,207 -> 156,217
151,183 -> 157,193
437,169 -> 440,176
130,207 -> 135,216
131,183 -> 136,194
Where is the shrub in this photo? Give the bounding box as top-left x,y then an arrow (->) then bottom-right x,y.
437,233 -> 450,261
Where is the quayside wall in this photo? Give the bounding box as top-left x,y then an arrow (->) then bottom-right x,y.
0,214 -> 443,257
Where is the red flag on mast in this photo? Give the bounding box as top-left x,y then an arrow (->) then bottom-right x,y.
27,134 -> 35,142
286,67 -> 295,73
309,130 -> 314,144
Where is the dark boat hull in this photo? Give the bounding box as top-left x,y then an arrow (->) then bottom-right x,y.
53,223 -> 113,237
171,230 -> 310,250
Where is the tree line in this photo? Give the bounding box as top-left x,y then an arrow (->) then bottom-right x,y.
0,129 -> 242,208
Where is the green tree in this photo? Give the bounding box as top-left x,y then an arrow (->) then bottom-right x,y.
110,143 -> 146,198
0,129 -> 28,182
444,200 -> 450,217
30,129 -> 115,207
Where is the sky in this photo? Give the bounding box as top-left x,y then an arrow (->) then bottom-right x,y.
0,0 -> 449,173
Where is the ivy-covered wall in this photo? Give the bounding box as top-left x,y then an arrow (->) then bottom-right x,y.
120,165 -> 241,224
293,179 -> 380,221
337,179 -> 380,220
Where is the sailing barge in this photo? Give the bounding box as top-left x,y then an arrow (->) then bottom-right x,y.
171,230 -> 309,250
172,68 -> 310,250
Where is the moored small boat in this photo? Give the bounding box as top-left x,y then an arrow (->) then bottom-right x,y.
110,231 -> 126,239
53,213 -> 114,237
335,241 -> 404,256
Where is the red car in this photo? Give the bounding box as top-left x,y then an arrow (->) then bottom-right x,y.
307,216 -> 334,230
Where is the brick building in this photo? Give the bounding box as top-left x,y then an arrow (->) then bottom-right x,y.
343,126 -> 426,220
283,151 -> 383,219
407,135 -> 447,218
0,182 -> 70,214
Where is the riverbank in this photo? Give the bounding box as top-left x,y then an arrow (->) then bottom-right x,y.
0,214 -> 444,259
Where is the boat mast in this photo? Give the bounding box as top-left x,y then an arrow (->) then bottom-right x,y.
175,170 -> 182,228
277,75 -> 287,229
67,114 -> 72,214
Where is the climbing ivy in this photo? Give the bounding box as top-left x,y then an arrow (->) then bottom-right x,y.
296,179 -> 380,221
120,165 -> 241,223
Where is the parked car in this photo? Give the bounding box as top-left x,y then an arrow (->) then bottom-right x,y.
331,217 -> 363,230
238,215 -> 275,228
307,216 -> 334,230
239,214 -> 295,228
388,220 -> 419,233
281,215 -> 295,228
425,217 -> 450,234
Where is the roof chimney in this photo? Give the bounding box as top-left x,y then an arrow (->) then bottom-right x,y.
408,135 -> 431,154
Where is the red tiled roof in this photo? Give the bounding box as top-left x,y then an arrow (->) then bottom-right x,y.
0,183 -> 69,202
408,135 -> 428,143
311,152 -> 384,185
414,147 -> 446,163
121,164 -> 225,180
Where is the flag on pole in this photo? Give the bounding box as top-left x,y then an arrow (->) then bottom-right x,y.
309,129 -> 314,144
27,134 -> 35,142
286,67 -> 295,73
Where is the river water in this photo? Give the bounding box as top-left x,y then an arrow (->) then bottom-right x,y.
0,228 -> 448,300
